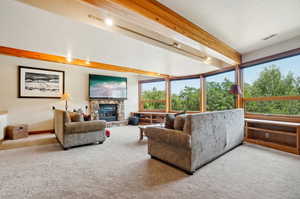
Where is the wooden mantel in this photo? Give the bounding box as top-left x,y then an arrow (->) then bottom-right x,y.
83,0 -> 241,64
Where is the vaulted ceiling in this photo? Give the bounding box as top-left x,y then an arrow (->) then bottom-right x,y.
157,0 -> 300,54
2,0 -> 300,77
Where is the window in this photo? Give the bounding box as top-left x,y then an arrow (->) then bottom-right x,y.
243,54 -> 300,115
170,78 -> 200,111
206,71 -> 235,111
140,80 -> 166,111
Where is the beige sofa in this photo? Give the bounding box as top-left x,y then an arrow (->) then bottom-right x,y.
54,110 -> 106,150
145,109 -> 244,174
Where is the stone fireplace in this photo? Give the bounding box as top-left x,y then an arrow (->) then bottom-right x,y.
90,99 -> 125,121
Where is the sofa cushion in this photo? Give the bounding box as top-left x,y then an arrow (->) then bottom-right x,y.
64,120 -> 106,134
71,113 -> 84,122
145,127 -> 191,149
174,115 -> 186,130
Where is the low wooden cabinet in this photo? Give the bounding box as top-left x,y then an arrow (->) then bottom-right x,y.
245,119 -> 300,155
131,112 -> 169,125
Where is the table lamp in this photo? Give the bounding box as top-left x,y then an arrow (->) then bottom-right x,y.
61,93 -> 71,111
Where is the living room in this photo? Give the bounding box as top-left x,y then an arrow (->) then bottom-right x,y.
1,0 -> 300,198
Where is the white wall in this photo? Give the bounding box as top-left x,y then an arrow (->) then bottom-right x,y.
0,54 -> 139,131
242,36 -> 300,63
0,0 -> 216,76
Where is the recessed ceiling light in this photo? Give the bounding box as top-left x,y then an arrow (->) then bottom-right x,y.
262,33 -> 278,41
66,55 -> 72,63
104,18 -> 114,26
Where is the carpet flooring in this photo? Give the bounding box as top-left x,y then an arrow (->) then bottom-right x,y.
0,126 -> 300,199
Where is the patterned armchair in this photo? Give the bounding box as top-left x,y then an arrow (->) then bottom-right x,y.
145,109 -> 244,174
54,110 -> 106,150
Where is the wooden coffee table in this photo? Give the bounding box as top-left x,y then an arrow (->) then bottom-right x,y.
138,123 -> 163,140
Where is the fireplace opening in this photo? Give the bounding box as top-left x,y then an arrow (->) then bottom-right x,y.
99,104 -> 118,121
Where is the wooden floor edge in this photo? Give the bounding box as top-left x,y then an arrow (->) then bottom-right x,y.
0,46 -> 169,78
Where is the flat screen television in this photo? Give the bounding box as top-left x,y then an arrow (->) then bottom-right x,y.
89,74 -> 127,99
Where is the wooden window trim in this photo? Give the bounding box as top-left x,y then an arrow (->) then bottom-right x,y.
243,96 -> 300,102
245,113 -> 300,123
241,48 -> 300,68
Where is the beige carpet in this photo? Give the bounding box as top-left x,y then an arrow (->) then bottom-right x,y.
0,126 -> 300,199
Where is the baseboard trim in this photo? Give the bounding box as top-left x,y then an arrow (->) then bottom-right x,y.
29,129 -> 54,135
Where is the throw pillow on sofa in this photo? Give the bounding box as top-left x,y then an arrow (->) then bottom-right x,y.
174,115 -> 186,131
165,111 -> 186,129
70,112 -> 84,122
165,114 -> 176,129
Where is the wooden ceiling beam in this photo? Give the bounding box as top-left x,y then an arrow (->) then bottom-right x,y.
0,46 -> 169,78
83,0 -> 241,64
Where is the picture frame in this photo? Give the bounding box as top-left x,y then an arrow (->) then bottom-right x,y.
18,66 -> 65,98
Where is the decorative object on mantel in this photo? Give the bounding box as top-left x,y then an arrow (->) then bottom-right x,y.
19,66 -> 65,98
6,124 -> 28,140
61,93 -> 71,111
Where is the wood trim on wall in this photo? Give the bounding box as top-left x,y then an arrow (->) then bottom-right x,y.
0,46 -> 169,78
165,78 -> 170,112
241,47 -> 300,68
243,96 -> 300,102
200,75 -> 206,112
235,65 -> 243,108
138,78 -> 166,83
245,113 -> 300,123
202,65 -> 236,77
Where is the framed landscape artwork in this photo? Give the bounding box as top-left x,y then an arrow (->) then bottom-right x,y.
19,66 -> 65,98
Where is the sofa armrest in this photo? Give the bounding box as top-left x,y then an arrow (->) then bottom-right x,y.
145,127 -> 191,149
64,120 -> 106,134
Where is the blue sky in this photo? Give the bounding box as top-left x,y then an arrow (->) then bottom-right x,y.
142,54 -> 300,94
244,54 -> 300,84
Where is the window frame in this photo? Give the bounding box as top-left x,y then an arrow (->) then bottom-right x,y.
169,77 -> 202,112
137,47 -> 300,123
204,69 -> 236,112
139,78 -> 167,112
241,48 -> 300,122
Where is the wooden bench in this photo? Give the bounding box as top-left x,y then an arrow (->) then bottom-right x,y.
245,119 -> 300,155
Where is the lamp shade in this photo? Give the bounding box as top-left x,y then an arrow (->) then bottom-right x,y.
61,93 -> 71,100
229,84 -> 242,95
